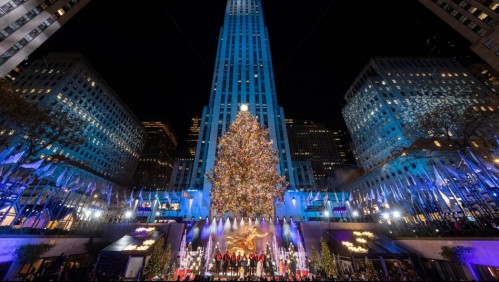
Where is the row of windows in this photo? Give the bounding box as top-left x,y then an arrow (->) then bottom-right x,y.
0,0 -> 82,66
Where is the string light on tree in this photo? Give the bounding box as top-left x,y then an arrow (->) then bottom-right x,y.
207,109 -> 288,218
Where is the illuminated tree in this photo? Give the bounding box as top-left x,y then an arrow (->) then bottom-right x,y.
191,247 -> 203,275
265,242 -> 275,276
320,238 -> 337,277
364,257 -> 378,281
0,78 -> 86,161
207,109 -> 287,218
143,237 -> 165,278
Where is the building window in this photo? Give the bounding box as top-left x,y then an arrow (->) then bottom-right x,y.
484,39 -> 495,49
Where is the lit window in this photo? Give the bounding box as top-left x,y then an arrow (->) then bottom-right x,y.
491,3 -> 499,10
57,93 -> 62,99
46,89 -> 51,93
471,141 -> 479,148
57,8 -> 65,16
434,140 -> 442,147
478,13 -> 488,20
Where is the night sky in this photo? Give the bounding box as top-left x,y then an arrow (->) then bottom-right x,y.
28,0 -> 481,149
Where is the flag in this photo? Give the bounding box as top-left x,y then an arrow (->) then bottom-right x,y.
85,182 -> 94,195
138,189 -> 144,205
62,170 -> 74,190
305,191 -> 313,206
1,150 -> 25,164
129,190 -> 134,208
20,158 -> 45,170
313,191 -> 321,202
40,164 -> 57,179
106,186 -> 113,206
34,162 -> 51,176
164,190 -> 171,205
55,169 -> 67,187
323,193 -> 329,207
433,165 -> 445,187
0,147 -> 15,163
376,187 -> 383,203
460,153 -> 482,173
182,191 -> 193,199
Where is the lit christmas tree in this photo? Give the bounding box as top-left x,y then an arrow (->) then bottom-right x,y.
288,242 -> 297,278
207,106 -> 288,218
265,242 -> 275,276
364,256 -> 378,281
191,247 -> 203,276
320,238 -> 338,278
143,237 -> 165,278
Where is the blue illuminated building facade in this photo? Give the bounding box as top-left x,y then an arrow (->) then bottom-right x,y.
342,57 -> 498,223
179,0 -> 301,219
5,52 -> 145,187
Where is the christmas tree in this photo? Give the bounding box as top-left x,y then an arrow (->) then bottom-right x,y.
207,107 -> 288,218
288,242 -> 297,277
143,237 -> 165,278
265,242 -> 274,276
320,237 -> 338,278
364,257 -> 378,281
191,247 -> 203,276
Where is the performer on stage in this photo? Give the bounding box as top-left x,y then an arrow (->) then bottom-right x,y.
222,251 -> 230,276
215,249 -> 222,276
230,252 -> 237,276
249,251 -> 255,276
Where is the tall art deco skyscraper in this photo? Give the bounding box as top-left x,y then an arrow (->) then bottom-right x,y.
184,0 -> 297,218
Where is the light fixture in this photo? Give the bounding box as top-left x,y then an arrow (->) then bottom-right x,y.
352,210 -> 359,217
240,103 -> 249,111
382,213 -> 390,220
125,211 -> 132,218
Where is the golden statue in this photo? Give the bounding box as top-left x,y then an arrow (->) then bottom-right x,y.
225,225 -> 268,255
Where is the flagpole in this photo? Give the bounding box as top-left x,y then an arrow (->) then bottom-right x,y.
8,176 -> 44,228
21,183 -> 51,229
31,185 -> 58,229
459,151 -> 499,206
467,147 -> 499,188
0,169 -> 36,225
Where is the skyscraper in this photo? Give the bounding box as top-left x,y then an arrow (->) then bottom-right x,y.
5,52 -> 145,186
185,0 -> 296,218
286,119 -> 341,190
132,121 -> 177,189
419,0 -> 499,72
0,0 -> 91,78
187,116 -> 201,157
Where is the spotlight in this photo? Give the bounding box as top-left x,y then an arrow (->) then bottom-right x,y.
382,213 -> 390,220
324,211 -> 329,217
392,211 -> 401,219
94,211 -> 102,218
435,229 -> 439,232
156,212 -> 160,216
352,210 -> 359,217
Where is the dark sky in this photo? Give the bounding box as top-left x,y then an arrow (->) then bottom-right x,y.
29,0 -> 481,149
